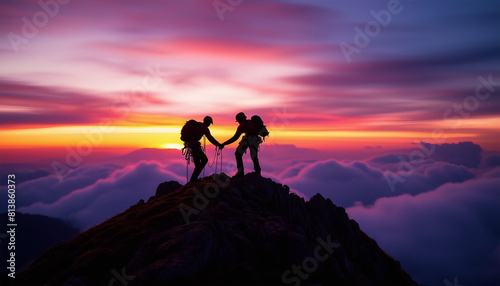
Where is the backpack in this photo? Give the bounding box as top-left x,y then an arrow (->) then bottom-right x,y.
180,120 -> 203,142
251,115 -> 269,138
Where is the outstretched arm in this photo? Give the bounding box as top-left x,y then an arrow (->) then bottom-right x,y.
223,125 -> 244,145
203,127 -> 220,146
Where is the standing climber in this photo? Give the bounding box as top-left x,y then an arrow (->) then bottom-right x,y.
222,112 -> 268,178
181,116 -> 223,183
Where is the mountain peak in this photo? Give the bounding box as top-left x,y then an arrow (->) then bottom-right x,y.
18,173 -> 419,285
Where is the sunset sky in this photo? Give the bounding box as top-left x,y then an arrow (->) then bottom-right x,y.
1,0 -> 499,157
1,1 -> 500,285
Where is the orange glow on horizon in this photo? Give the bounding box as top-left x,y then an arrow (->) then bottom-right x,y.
0,122 -> 485,151
1,112 -> 498,155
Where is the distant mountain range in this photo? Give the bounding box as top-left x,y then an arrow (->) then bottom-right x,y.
0,212 -> 80,280
15,173 -> 419,285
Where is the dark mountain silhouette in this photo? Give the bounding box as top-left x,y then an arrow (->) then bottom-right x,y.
17,173 -> 420,286
115,148 -> 181,163
0,213 -> 80,277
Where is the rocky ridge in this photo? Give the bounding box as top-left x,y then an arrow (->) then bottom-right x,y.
17,173 -> 419,286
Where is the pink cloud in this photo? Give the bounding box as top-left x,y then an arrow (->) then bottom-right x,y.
16,163 -> 120,207
0,79 -> 113,126
18,161 -> 184,229
282,157 -> 474,207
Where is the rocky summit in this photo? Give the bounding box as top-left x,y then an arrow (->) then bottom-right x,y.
17,173 -> 420,286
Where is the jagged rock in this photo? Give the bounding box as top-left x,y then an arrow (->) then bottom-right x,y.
17,174 -> 420,286
155,180 -> 183,197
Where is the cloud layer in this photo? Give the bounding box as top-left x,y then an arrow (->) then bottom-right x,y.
278,142 -> 500,286
18,161 -> 184,229
284,158 -> 474,206
347,175 -> 500,286
4,142 -> 500,285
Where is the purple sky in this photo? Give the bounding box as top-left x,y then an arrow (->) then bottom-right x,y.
1,0 -> 499,151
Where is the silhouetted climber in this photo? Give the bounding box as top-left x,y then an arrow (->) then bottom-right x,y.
181,116 -> 223,183
222,112 -> 269,178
